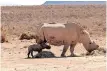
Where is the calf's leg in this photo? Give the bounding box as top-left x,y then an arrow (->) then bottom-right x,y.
27,51 -> 31,58
31,51 -> 34,58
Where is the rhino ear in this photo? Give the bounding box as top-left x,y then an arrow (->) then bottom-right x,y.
81,31 -> 85,35
81,30 -> 89,35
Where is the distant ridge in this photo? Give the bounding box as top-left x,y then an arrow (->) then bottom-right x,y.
43,1 -> 106,5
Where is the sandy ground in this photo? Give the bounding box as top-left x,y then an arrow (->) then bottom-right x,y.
1,5 -> 106,71
1,38 -> 106,71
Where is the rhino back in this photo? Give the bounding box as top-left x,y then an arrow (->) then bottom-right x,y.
40,23 -> 82,45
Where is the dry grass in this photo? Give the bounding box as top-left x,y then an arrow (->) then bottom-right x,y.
1,5 -> 106,38
19,33 -> 36,40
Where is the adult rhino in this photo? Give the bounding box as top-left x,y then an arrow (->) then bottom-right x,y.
36,22 -> 99,57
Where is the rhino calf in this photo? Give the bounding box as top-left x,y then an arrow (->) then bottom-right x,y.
27,42 -> 51,58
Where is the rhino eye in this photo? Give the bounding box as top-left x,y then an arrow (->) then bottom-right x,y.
89,42 -> 91,44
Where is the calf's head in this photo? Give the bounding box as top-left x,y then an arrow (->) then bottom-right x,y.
40,42 -> 51,49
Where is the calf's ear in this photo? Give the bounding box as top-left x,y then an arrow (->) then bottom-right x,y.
44,38 -> 47,43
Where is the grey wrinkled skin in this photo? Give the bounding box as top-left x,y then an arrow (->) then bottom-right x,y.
27,42 -> 51,58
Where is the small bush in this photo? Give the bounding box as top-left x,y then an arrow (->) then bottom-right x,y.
19,33 -> 36,40
1,35 -> 5,43
1,34 -> 8,43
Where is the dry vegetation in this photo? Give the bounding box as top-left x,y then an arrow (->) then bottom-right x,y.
1,5 -> 106,71
1,5 -> 106,38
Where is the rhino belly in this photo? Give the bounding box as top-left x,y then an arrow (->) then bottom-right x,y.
47,36 -> 64,46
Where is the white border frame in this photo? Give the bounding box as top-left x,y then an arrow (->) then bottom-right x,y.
0,0 -> 106,71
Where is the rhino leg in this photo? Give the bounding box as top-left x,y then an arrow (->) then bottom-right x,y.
61,45 -> 69,57
69,44 -> 76,57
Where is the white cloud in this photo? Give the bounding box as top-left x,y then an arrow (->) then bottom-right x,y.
0,0 -> 46,6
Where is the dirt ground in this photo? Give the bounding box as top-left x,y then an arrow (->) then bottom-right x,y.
1,5 -> 106,71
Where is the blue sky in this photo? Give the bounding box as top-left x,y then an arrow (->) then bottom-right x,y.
0,0 -> 106,6
44,1 -> 106,5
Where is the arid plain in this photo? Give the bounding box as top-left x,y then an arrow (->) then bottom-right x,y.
1,5 -> 106,71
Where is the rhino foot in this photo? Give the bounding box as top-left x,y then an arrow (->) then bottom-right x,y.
68,54 -> 79,57
61,54 -> 66,57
